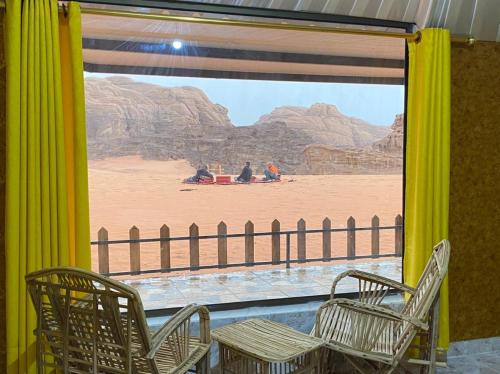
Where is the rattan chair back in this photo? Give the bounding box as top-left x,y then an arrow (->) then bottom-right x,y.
393,239 -> 450,361
315,239 -> 450,373
26,267 -> 157,373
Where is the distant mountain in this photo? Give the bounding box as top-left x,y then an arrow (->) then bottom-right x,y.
255,104 -> 388,147
85,77 -> 402,174
85,76 -> 232,140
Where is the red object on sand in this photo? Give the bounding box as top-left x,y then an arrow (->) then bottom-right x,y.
216,175 -> 232,184
198,178 -> 215,184
250,176 -> 257,182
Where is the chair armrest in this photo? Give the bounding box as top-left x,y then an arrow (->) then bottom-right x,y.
315,299 -> 428,335
147,304 -> 210,359
331,270 -> 416,299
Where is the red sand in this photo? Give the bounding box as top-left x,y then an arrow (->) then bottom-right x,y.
89,156 -> 403,274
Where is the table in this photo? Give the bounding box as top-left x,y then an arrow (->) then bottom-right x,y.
211,319 -> 324,373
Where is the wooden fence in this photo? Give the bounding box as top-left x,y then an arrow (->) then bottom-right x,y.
93,214 -> 403,276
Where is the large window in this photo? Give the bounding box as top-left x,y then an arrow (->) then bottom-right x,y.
83,6 -> 407,309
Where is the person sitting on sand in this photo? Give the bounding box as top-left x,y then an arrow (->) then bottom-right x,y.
185,165 -> 213,183
263,162 -> 280,181
235,161 -> 252,183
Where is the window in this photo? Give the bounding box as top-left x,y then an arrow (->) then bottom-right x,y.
83,6 -> 407,310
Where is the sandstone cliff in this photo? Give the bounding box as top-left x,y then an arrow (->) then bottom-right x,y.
86,76 -> 232,141
255,104 -> 388,147
302,114 -> 404,174
85,76 -> 403,174
303,145 -> 403,175
371,113 -> 404,153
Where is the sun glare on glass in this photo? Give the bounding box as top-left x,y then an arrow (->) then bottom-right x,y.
172,40 -> 183,49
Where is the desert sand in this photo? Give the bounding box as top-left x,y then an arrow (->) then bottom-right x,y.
89,156 -> 403,274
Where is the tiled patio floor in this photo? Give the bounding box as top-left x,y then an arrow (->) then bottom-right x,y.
122,259 -> 401,310
438,351 -> 500,373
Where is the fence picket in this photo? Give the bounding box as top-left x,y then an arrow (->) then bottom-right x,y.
297,219 -> 306,263
245,221 -> 255,265
129,226 -> 141,273
160,224 -> 170,270
98,227 -> 109,274
371,215 -> 380,257
190,223 -> 200,269
347,217 -> 356,259
395,214 -> 403,256
271,219 -> 280,264
218,221 -> 227,267
322,218 -> 331,261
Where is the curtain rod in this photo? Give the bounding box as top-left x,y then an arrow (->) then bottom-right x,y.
79,6 -> 475,45
0,2 -> 474,45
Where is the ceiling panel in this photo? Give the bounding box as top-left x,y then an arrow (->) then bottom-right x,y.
84,49 -> 404,77
82,11 -> 405,84
82,14 -> 405,59
176,0 -> 500,41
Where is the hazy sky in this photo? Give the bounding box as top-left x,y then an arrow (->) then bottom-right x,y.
86,72 -> 405,127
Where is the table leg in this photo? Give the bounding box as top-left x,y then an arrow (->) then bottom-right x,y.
261,361 -> 270,374
219,343 -> 226,374
196,351 -> 209,374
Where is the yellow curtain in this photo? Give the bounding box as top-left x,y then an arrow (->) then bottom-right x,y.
404,28 -> 451,349
59,3 -> 91,269
4,0 -> 90,372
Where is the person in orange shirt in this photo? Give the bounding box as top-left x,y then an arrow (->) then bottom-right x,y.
263,162 -> 280,181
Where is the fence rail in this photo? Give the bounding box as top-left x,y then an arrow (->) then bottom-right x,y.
92,215 -> 403,276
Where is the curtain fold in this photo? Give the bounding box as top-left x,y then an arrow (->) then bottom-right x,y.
5,1 -> 90,372
405,28 -> 451,349
59,3 -> 91,269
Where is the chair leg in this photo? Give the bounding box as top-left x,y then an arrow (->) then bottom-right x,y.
428,292 -> 440,374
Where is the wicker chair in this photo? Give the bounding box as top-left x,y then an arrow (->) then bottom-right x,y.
26,267 -> 211,374
314,239 -> 450,374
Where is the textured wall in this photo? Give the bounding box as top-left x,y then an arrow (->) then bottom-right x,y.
449,41 -> 500,342
0,8 -> 6,372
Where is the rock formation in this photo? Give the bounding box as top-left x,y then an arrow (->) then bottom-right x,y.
255,104 -> 388,148
85,76 -> 403,174
371,114 -> 404,154
85,76 -> 232,140
302,114 -> 404,174
303,145 -> 403,175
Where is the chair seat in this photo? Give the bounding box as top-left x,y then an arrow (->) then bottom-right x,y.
319,310 -> 395,365
212,319 -> 324,362
325,340 -> 394,365
155,337 -> 211,374
316,300 -> 394,364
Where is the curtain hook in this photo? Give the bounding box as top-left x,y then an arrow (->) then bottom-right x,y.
414,30 -> 422,43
